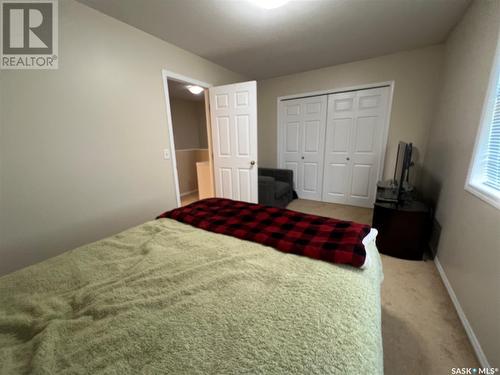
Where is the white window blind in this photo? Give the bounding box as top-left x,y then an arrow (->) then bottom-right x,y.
484,79 -> 500,191
466,35 -> 500,210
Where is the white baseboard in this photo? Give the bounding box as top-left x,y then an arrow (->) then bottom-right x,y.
434,256 -> 490,368
180,189 -> 198,197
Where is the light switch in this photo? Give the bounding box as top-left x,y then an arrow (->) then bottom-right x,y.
163,149 -> 170,160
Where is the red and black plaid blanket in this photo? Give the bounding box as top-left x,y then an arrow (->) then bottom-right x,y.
157,198 -> 370,268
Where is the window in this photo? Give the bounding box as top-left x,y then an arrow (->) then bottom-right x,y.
466,34 -> 500,209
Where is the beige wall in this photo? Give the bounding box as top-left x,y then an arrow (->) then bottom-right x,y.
0,0 -> 246,276
257,45 -> 444,186
170,98 -> 207,150
421,0 -> 500,367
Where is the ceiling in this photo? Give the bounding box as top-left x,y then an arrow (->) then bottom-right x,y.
78,0 -> 471,80
167,79 -> 205,102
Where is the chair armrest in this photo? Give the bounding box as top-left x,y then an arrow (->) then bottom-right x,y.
258,175 -> 275,184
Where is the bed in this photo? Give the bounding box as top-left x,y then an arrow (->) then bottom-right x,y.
0,210 -> 383,374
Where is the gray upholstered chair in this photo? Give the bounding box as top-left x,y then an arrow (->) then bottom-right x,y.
258,168 -> 294,208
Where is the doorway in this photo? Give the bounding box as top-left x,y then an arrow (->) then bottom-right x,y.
162,70 -> 259,207
162,71 -> 214,207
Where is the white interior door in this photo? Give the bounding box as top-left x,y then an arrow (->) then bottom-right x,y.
280,96 -> 327,201
209,81 -> 258,203
322,87 -> 390,207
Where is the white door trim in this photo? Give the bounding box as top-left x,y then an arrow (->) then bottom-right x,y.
161,69 -> 212,208
277,81 -> 395,193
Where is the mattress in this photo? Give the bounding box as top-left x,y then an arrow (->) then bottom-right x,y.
0,218 -> 383,374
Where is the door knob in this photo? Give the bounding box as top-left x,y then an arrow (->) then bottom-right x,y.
346,157 -> 350,160
301,156 -> 304,160
250,160 -> 256,166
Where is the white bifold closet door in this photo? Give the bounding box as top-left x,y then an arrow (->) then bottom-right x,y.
322,87 -> 390,207
281,96 -> 328,201
209,81 -> 258,203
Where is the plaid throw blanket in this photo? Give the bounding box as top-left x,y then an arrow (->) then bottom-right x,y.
157,198 -> 371,268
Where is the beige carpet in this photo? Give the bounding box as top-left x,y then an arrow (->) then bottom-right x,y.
288,199 -> 479,374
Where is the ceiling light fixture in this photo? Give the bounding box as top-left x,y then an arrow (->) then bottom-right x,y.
250,0 -> 290,10
187,85 -> 204,95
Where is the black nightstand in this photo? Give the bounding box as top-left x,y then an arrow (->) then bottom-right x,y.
372,200 -> 431,260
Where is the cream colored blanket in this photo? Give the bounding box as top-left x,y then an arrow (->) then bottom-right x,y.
0,218 -> 383,374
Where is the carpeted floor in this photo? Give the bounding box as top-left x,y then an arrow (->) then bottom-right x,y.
287,199 -> 479,374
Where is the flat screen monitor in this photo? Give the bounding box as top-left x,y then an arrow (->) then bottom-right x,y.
394,141 -> 412,195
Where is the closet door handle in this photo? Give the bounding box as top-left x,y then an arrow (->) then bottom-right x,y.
346,157 -> 350,161
301,156 -> 304,160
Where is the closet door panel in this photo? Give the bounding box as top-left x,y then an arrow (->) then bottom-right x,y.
331,118 -> 350,152
324,163 -> 349,199
347,88 -> 389,207
284,161 -> 299,190
354,116 -> 376,152
281,100 -> 302,191
285,122 -> 300,152
280,96 -> 327,201
323,87 -> 390,207
298,96 -> 327,200
302,162 -> 319,193
303,120 -> 321,153
322,92 -> 356,204
350,164 -> 372,198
